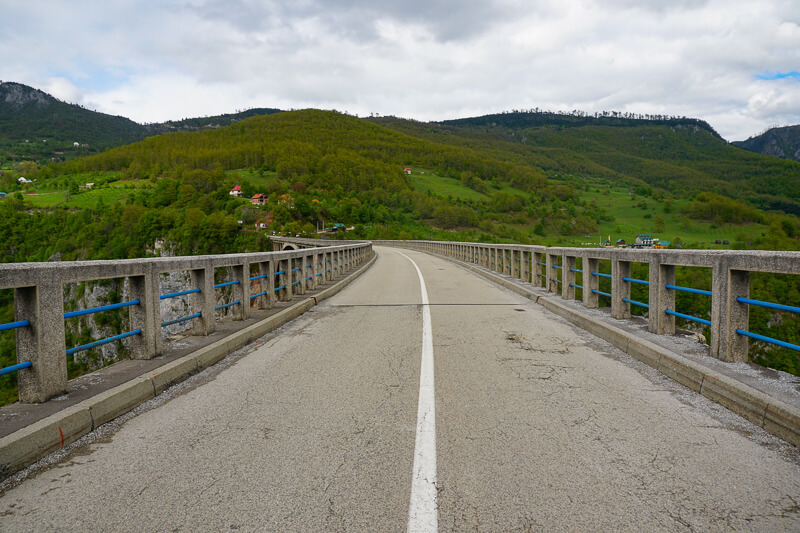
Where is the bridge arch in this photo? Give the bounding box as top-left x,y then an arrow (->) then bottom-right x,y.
281,243 -> 298,251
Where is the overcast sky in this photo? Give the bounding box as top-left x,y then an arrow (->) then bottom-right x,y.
2,0 -> 799,140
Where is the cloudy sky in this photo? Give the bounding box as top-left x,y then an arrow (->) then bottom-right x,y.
2,0 -> 799,140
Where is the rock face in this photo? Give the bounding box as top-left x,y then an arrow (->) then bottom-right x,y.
1,82 -> 51,107
733,125 -> 800,162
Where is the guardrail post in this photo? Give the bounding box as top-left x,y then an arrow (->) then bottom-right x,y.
510,249 -> 518,279
533,251 -> 544,288
191,266 -> 215,335
15,283 -> 67,403
546,253 -> 556,293
324,252 -> 332,281
151,267 -> 165,356
128,274 -> 155,359
521,250 -> 530,284
232,264 -> 246,320
584,256 -> 599,308
313,252 -> 322,288
657,263 -> 676,334
647,258 -> 660,333
711,262 -> 750,362
278,257 -> 291,301
256,260 -> 274,309
563,255 -> 576,300
611,259 -> 631,319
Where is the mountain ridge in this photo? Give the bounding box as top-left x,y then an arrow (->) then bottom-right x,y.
732,125 -> 800,162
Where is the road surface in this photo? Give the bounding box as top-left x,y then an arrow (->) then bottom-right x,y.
2,246 -> 799,531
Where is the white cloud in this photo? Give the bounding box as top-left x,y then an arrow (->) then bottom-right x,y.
1,0 -> 799,139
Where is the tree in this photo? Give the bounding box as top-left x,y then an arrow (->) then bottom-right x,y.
654,216 -> 666,232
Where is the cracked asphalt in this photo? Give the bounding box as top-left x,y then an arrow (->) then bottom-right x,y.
2,246 -> 800,531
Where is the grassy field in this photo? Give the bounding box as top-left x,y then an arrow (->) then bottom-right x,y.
65,188 -> 131,208
407,168 -> 490,201
583,185 -> 765,247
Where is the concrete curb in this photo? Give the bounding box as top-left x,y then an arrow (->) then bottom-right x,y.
432,252 -> 800,448
0,252 -> 377,479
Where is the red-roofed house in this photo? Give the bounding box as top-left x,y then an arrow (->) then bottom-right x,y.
230,185 -> 242,197
251,193 -> 267,205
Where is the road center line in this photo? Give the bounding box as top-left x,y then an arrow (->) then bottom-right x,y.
396,250 -> 438,533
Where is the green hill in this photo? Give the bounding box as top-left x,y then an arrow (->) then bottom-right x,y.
0,82 -> 283,164
371,112 -> 800,216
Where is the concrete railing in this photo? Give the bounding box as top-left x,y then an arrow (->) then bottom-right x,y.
0,242 -> 372,403
374,240 -> 800,364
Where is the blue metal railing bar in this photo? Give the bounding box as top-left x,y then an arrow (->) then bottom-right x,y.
0,319 -> 30,332
274,270 -> 286,276
215,301 -> 241,311
551,278 -> 562,284
249,274 -> 267,281
736,329 -> 800,353
570,268 -> 583,273
291,281 -> 302,285
553,265 -> 562,270
0,361 -> 32,376
737,297 -> 800,315
570,283 -> 583,289
592,289 -> 612,298
161,313 -> 201,327
67,329 -> 142,356
537,262 -> 546,266
665,309 -> 711,326
291,268 -> 302,272
623,277 -> 650,286
64,300 -> 140,319
250,291 -> 268,299
214,281 -> 240,289
665,284 -> 712,296
274,285 -> 286,291
592,272 -> 612,279
160,288 -> 200,300
623,297 -> 650,309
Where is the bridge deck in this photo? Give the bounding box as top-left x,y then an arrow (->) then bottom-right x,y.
2,247 -> 799,531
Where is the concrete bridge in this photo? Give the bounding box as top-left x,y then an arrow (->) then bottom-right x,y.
1,239 -> 799,531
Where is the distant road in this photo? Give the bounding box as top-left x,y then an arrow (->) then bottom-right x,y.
2,247 -> 799,531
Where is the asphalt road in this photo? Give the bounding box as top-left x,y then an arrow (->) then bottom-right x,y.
2,246 -> 800,532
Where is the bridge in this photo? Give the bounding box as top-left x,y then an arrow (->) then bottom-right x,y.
1,239 -> 799,531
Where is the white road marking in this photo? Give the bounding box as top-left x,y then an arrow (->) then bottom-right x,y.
397,250 -> 438,533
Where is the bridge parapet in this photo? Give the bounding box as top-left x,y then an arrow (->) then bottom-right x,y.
374,240 -> 800,365
0,242 -> 372,403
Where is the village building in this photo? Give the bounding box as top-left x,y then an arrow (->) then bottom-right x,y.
616,239 -> 627,248
229,185 -> 242,197
634,234 -> 656,247
251,193 -> 267,205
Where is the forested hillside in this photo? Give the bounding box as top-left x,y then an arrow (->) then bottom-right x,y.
0,82 -> 283,163
373,112 -> 800,216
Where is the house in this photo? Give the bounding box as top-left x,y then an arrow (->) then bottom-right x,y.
229,185 -> 242,197
254,212 -> 275,229
654,240 -> 671,249
251,193 -> 267,205
404,167 -> 412,175
602,239 -> 613,248
634,234 -> 656,247
278,194 -> 294,207
0,192 -> 7,200
80,182 -> 94,190
17,177 -> 31,184
616,238 -> 627,248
